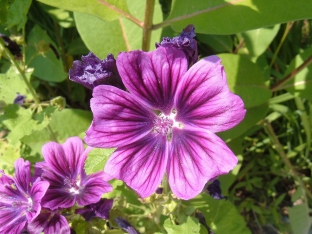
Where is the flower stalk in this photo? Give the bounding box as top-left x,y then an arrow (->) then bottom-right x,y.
142,0 -> 155,51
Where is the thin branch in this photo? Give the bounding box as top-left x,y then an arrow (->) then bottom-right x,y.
271,55 -> 312,92
152,0 -> 243,30
0,37 -> 40,104
98,0 -> 143,28
142,0 -> 155,51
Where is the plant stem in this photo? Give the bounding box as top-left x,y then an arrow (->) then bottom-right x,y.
269,22 -> 293,69
0,37 -> 40,104
142,0 -> 155,51
270,55 -> 312,92
264,120 -> 312,200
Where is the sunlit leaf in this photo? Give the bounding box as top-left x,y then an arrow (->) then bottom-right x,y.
85,148 -> 115,174
0,140 -> 20,175
164,216 -> 200,234
168,0 -> 312,34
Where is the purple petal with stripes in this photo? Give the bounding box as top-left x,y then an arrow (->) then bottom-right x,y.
175,55 -> 246,133
116,47 -> 188,114
104,133 -> 168,198
85,85 -> 155,148
167,128 -> 238,199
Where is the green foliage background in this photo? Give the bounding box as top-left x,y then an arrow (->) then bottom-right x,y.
1,0 -> 312,233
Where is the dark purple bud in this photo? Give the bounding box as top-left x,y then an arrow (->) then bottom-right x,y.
206,179 -> 227,200
13,93 -> 26,105
0,33 -> 22,60
69,52 -> 125,90
115,217 -> 140,234
75,198 -> 114,222
195,211 -> 215,234
155,187 -> 163,194
155,24 -> 198,65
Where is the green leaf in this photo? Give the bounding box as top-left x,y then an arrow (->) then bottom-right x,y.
0,140 -> 20,175
0,0 -> 9,25
218,103 -> 269,140
25,25 -> 67,82
38,0 -> 130,22
41,4 -> 75,28
184,194 -> 251,234
218,53 -> 272,108
282,47 -> 312,100
20,108 -> 92,162
85,148 -> 115,174
168,0 -> 312,34
241,25 -> 280,57
0,104 -> 54,144
0,67 -> 32,104
74,0 -> 162,57
197,34 -> 233,53
5,0 -> 32,30
164,217 -> 200,234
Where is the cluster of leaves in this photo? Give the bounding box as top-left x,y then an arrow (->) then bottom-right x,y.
1,0 -> 312,233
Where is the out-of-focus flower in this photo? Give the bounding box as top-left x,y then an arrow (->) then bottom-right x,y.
206,179 -> 227,200
13,93 -> 26,105
85,33 -> 246,199
27,208 -> 70,234
115,217 -> 140,234
75,198 -> 113,221
155,24 -> 198,65
69,52 -> 125,90
35,137 -> 112,210
0,158 -> 49,233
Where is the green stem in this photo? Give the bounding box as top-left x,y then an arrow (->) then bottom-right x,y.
270,55 -> 312,92
47,124 -> 58,142
264,120 -> 312,200
0,37 -> 40,104
269,22 -> 293,69
142,0 -> 155,51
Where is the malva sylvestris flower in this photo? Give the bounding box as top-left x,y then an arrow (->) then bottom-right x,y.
35,137 -> 112,210
85,28 -> 246,200
0,158 -> 49,233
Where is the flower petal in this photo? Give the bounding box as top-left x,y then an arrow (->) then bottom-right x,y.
76,172 -> 112,206
104,133 -> 168,198
175,55 -> 246,133
62,137 -> 85,177
14,158 -> 31,193
41,189 -> 76,210
85,85 -> 155,148
167,128 -> 238,200
117,47 -> 188,114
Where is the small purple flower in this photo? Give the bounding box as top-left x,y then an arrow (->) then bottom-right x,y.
75,198 -> 113,221
14,93 -> 26,105
206,179 -> 227,200
85,32 -> 246,200
115,217 -> 140,234
35,137 -> 112,210
69,52 -> 125,90
0,158 -> 49,233
27,209 -> 70,234
156,24 -> 198,64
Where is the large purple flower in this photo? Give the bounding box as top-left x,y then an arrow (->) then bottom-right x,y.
0,158 -> 49,233
85,46 -> 246,199
36,137 -> 112,210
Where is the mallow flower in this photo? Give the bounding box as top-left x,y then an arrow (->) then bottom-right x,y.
75,198 -> 113,221
85,28 -> 246,200
0,158 -> 49,233
35,137 -> 112,210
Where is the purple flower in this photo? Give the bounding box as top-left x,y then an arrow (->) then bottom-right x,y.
75,198 -> 113,221
35,137 -> 112,210
206,179 -> 227,200
115,217 -> 140,234
14,93 -> 26,105
69,52 -> 125,90
0,158 -> 49,233
156,24 -> 198,65
27,209 -> 70,234
85,45 -> 246,199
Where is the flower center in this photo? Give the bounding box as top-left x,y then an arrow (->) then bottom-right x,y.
64,177 -> 82,195
153,109 -> 183,141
